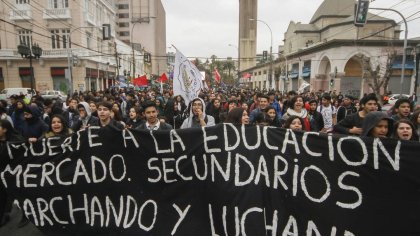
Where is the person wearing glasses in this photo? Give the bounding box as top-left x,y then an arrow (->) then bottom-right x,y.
181,98 -> 215,129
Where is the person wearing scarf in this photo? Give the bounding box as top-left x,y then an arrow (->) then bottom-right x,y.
281,95 -> 311,131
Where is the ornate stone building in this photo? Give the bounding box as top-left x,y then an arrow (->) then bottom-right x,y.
244,0 -> 420,97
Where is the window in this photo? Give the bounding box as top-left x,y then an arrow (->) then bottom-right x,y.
258,71 -> 261,75
16,0 -> 29,4
86,33 -> 92,49
119,31 -> 129,37
118,22 -> 129,28
118,4 -> 129,9
50,29 -> 70,49
97,38 -> 103,53
263,70 -> 267,74
96,6 -> 102,25
18,30 -> 32,46
50,0 -> 68,8
118,13 -> 129,18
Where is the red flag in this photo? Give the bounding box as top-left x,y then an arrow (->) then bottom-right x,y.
133,75 -> 148,86
214,68 -> 221,83
159,73 -> 168,83
243,73 -> 251,79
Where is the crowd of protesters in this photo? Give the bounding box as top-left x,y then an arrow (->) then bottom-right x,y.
1,86 -> 420,227
0,87 -> 419,142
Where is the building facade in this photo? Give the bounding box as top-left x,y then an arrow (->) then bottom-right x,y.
244,0 -> 420,97
0,0 -> 144,92
116,0 -> 166,78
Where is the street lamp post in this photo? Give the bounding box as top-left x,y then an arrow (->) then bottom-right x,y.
17,42 -> 42,93
68,26 -> 98,95
250,18 -> 273,90
279,53 -> 288,92
228,44 -> 240,85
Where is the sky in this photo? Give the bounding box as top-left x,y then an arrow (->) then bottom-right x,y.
161,0 -> 420,60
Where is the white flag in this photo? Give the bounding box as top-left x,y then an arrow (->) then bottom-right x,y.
173,49 -> 203,104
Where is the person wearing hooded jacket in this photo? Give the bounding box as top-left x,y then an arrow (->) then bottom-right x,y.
361,111 -> 393,138
21,104 -> 49,142
71,101 -> 99,132
180,97 -> 215,129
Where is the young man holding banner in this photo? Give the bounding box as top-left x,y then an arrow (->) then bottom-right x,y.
97,102 -> 124,130
334,93 -> 378,135
136,101 -> 172,131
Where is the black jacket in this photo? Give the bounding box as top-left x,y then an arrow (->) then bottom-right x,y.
334,112 -> 364,135
308,111 -> 324,132
337,105 -> 357,123
71,116 -> 100,132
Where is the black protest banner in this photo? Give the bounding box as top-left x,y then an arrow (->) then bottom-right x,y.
1,124 -> 420,235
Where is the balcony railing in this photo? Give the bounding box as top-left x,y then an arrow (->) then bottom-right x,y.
9,4 -> 32,20
0,49 -> 18,58
43,8 -> 71,19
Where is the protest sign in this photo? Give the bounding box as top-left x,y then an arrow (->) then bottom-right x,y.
1,124 -> 420,235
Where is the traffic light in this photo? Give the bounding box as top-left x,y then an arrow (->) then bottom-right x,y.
144,53 -> 151,63
354,0 -> 370,27
262,51 -> 268,61
330,79 -> 334,87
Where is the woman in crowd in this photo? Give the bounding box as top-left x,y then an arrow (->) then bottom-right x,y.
89,101 -> 98,117
281,95 -> 311,131
241,103 -> 249,114
361,111 -> 393,138
224,107 -> 249,125
206,98 -> 223,124
174,95 -> 187,115
43,114 -> 73,138
125,107 -> 144,129
283,115 -> 304,131
11,100 -> 26,133
163,99 -> 182,128
112,102 -> 123,118
410,109 -> 420,140
265,106 -> 282,127
393,119 -> 419,141
155,98 -> 165,115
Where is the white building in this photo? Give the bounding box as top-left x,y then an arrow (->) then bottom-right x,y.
244,0 -> 420,97
0,0 -> 142,92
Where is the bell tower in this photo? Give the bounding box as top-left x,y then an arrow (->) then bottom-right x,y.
238,0 -> 258,72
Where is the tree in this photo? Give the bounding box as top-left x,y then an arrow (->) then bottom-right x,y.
356,50 -> 396,105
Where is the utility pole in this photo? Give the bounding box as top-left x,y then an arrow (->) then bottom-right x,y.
114,42 -> 119,83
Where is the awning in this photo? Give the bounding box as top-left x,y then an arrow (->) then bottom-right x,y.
289,72 -> 299,79
392,56 -> 414,69
302,72 -> 311,78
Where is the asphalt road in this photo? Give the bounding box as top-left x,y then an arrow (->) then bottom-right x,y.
0,204 -> 44,236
